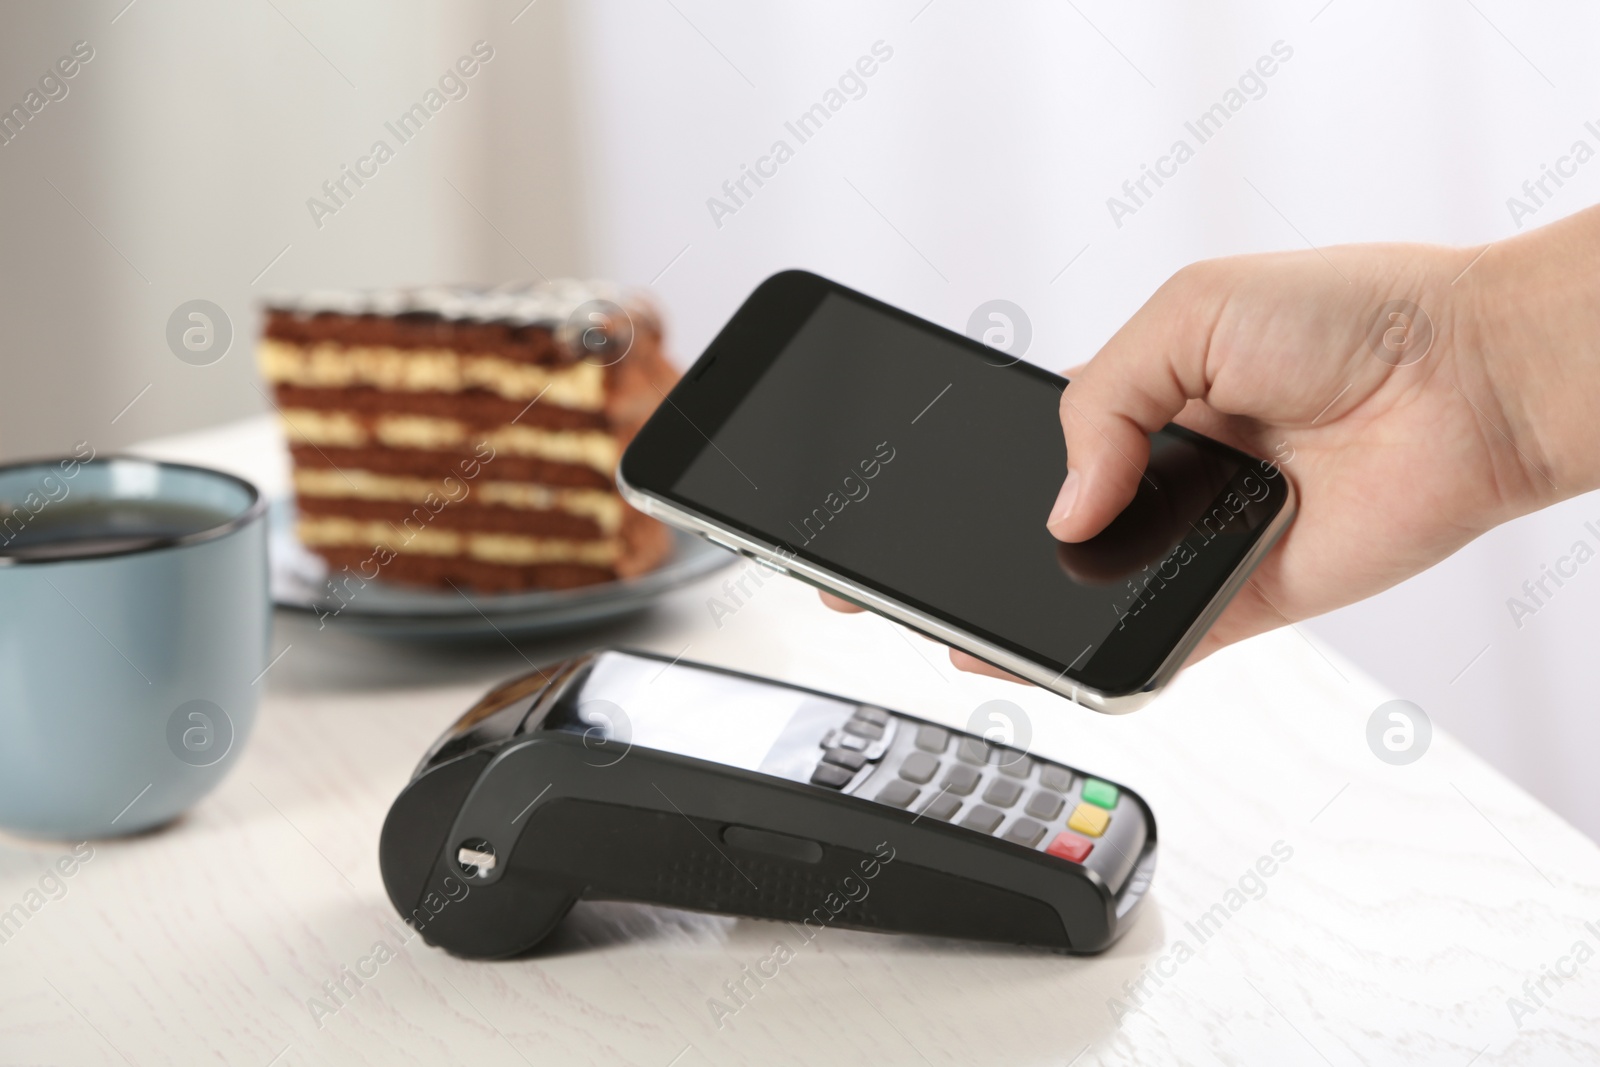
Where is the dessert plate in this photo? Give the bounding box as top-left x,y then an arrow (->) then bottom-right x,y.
268,498 -> 733,638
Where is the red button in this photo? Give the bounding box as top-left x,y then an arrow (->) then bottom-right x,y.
1046,832 -> 1093,863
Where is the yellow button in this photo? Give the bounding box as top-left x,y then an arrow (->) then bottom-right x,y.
1067,802 -> 1111,838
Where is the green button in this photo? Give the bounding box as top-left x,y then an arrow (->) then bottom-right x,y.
1081,778 -> 1119,809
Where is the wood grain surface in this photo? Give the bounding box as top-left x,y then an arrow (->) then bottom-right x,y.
0,417 -> 1594,1066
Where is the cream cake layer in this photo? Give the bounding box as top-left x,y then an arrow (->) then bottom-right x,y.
297,515 -> 623,566
292,468 -> 623,532
259,339 -> 608,407
277,410 -> 619,474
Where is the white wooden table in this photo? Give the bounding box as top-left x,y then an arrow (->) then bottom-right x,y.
1,416 -> 1597,1066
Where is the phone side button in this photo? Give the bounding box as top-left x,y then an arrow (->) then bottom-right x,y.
748,551 -> 788,575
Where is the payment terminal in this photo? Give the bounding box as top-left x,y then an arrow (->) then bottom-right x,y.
380,649 -> 1156,958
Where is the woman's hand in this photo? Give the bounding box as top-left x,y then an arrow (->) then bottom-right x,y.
824,206 -> 1600,681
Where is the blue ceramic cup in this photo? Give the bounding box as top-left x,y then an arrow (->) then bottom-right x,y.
0,454 -> 269,838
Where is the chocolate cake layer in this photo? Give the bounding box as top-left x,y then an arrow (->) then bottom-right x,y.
311,548 -> 618,592
265,311 -> 568,364
295,494 -> 606,540
290,445 -> 614,490
271,384 -> 609,430
261,282 -> 678,595
291,468 -> 622,528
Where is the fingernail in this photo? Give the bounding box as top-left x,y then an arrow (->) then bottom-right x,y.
1046,470 -> 1079,535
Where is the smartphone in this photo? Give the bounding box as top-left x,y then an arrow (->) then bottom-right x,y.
618,271 -> 1295,713
380,648 -> 1156,957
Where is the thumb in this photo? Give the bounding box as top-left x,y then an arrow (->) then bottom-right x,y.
1045,268 -> 1221,543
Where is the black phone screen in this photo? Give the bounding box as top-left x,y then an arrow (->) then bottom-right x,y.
634,278 -> 1289,694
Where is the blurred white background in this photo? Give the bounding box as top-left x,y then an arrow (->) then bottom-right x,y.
3,0 -> 1598,836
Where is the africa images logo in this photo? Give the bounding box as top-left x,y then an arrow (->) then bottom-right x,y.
705,41 -> 894,229
1105,40 -> 1294,228
166,700 -> 235,768
0,40 -> 94,149
305,42 -> 495,230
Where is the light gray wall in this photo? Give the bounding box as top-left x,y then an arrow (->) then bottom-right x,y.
0,0 -> 588,461
4,0 -> 1598,842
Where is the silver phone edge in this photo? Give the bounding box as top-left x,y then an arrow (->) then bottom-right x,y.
618,467 -> 1298,716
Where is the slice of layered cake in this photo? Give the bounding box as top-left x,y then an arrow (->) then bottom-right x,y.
257,282 -> 677,593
